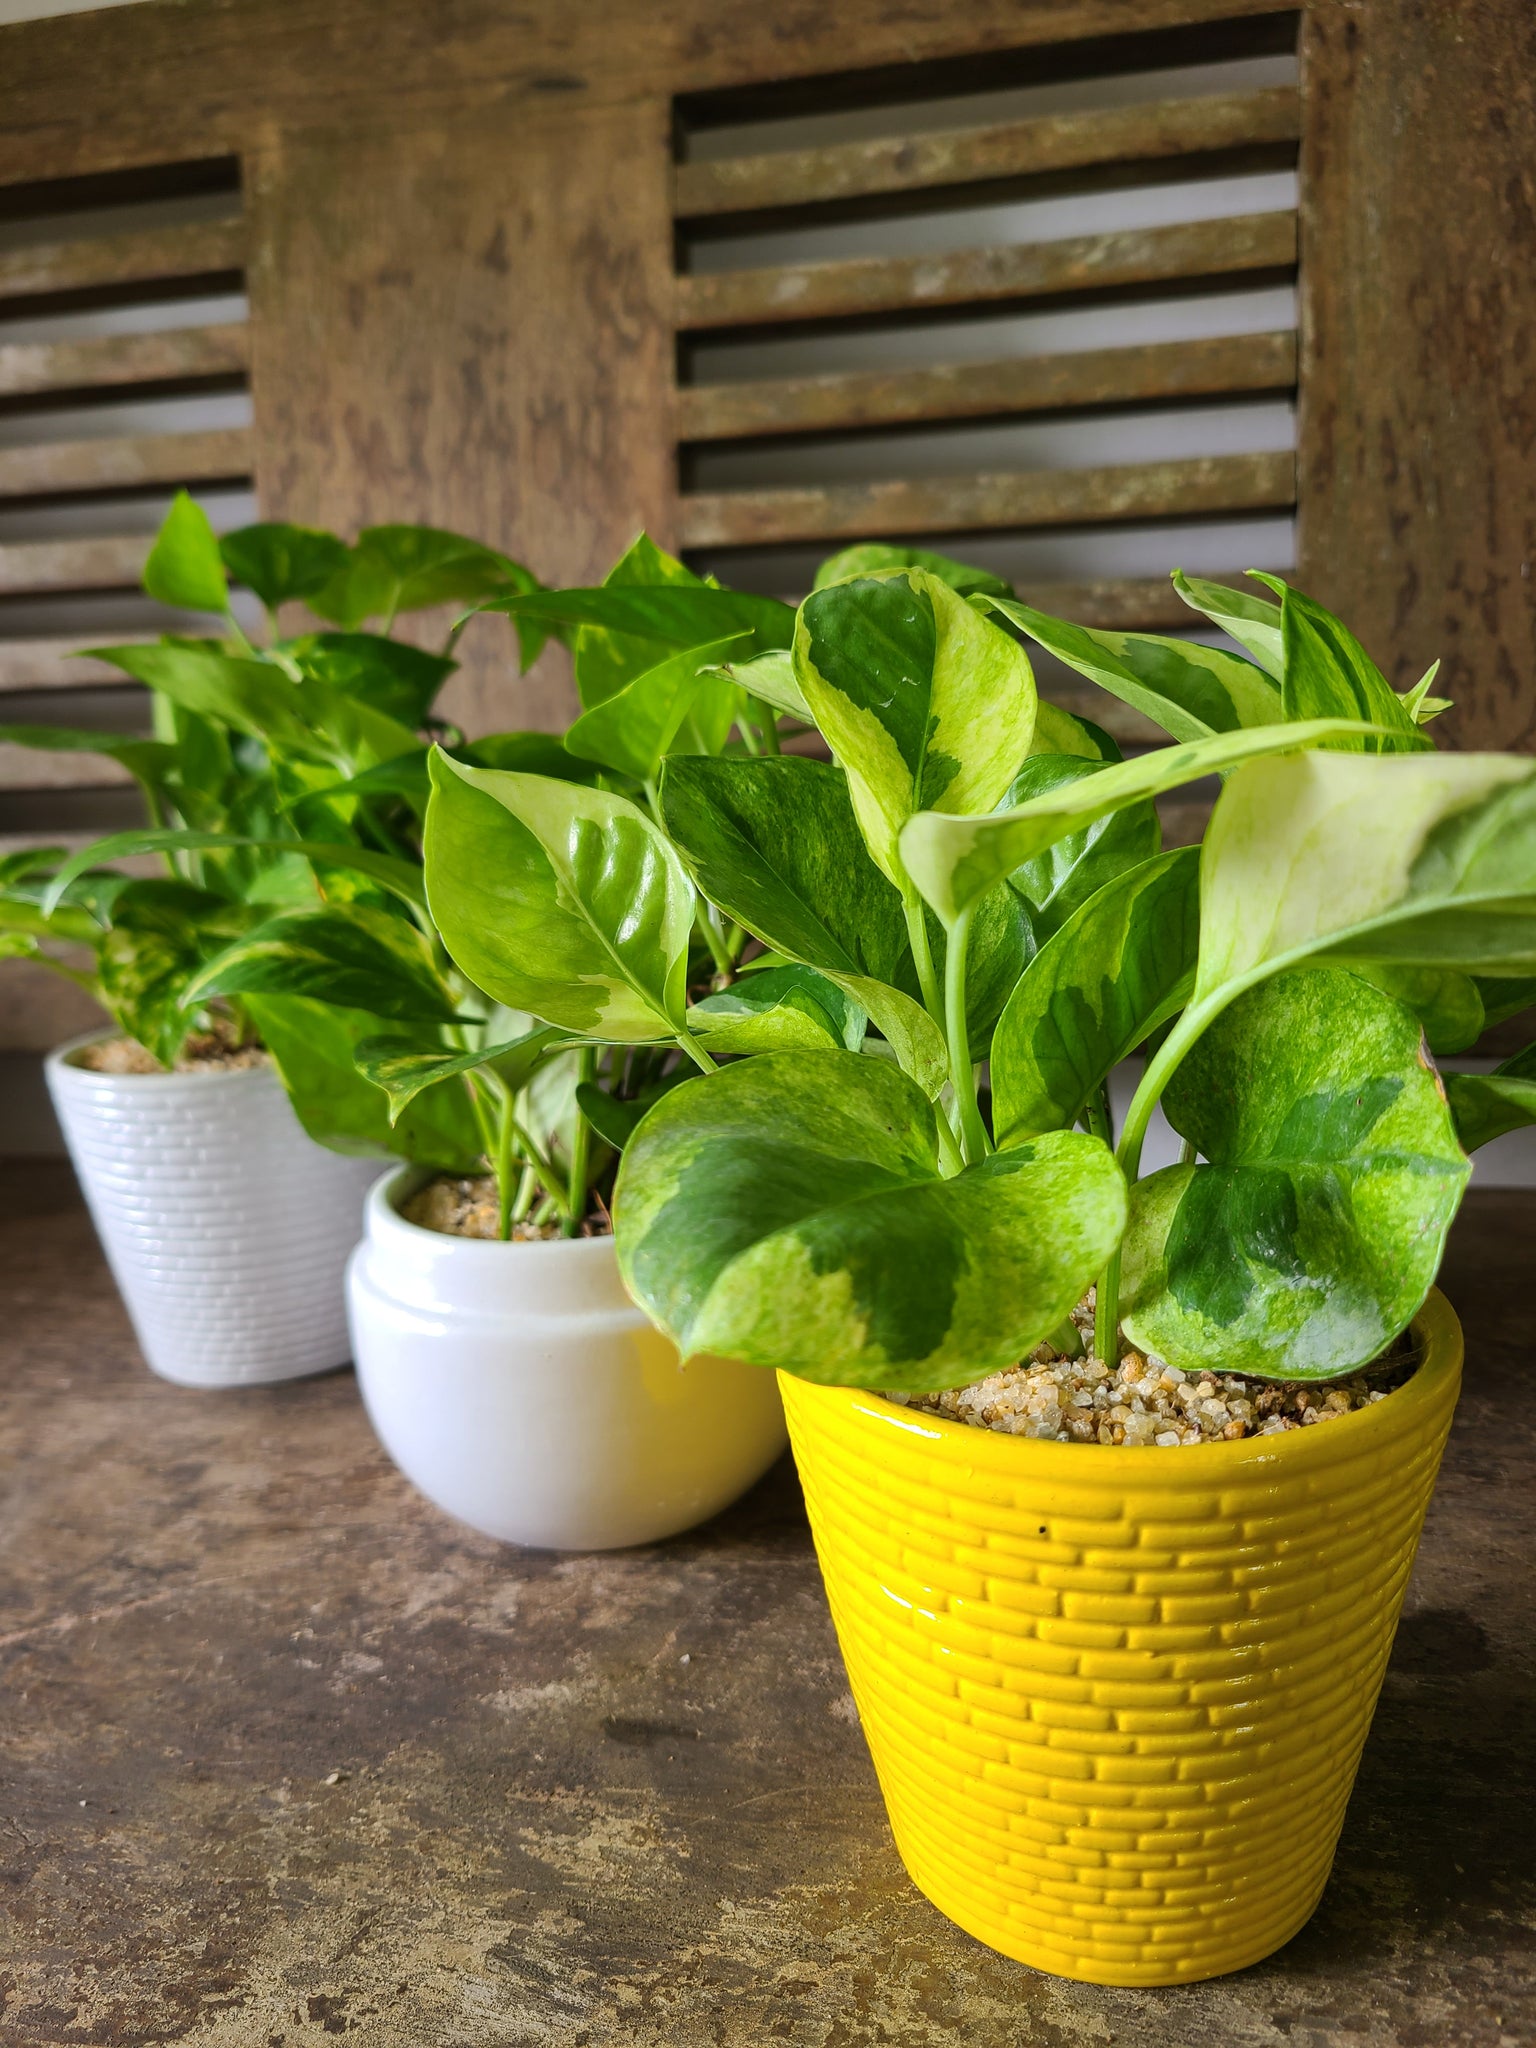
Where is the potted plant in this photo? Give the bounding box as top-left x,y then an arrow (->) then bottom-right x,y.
181,534 -> 799,1544
599,559 -> 1536,1984
1,492 -> 541,1387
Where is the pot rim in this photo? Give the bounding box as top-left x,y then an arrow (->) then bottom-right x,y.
45,1028 -> 273,1088
366,1161 -> 618,1260
782,1288 -> 1461,1474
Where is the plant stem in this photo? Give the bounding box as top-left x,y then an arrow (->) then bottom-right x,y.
495,1089 -> 517,1241
562,1047 -> 596,1238
1093,1250 -> 1122,1367
1084,1081 -> 1114,1150
933,1111 -> 964,1178
676,1026 -> 717,1075
760,708 -> 782,756
942,905 -> 990,1165
512,1162 -> 538,1224
697,903 -> 733,980
903,897 -> 944,1025
1048,1313 -> 1084,1360
1179,1135 -> 1197,1165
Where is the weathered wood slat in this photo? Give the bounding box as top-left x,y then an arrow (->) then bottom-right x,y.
0,218 -> 244,307
0,745 -> 133,792
676,210 -> 1298,332
0,427 -> 253,501
674,87 -> 1300,219
678,330 -> 1296,441
678,450 -> 1295,548
0,536 -> 150,596
0,640 -> 136,691
1017,576 -> 1241,633
0,322 -> 248,401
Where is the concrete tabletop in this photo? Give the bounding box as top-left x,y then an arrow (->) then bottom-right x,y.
1,1162 -> 1531,2047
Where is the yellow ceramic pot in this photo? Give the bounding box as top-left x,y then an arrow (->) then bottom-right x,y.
779,1291 -> 1462,1987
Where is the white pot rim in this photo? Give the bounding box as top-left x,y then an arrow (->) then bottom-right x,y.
46,1028 -> 273,1091
368,1162 -> 618,1262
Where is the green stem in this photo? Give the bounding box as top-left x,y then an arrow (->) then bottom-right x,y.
1085,1081 -> 1118,1363
511,1162 -> 538,1224
1084,1081 -> 1114,1150
933,1112 -> 964,1178
495,1089 -> 517,1241
563,1047 -> 596,1238
903,897 -> 944,1025
676,1025 -> 717,1075
760,707 -> 782,757
942,905 -> 990,1165
696,903 -> 733,980
1179,1135 -> 1197,1165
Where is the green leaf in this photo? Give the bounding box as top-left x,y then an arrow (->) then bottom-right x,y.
0,723 -> 176,794
613,1049 -> 1126,1390
312,526 -> 531,630
659,754 -> 910,985
1002,753 -> 1161,951
186,905 -> 459,1021
355,1024 -> 565,1122
565,632 -> 750,781
1255,574 -> 1431,754
700,648 -> 809,723
1170,570 -> 1283,676
813,542 -> 1013,599
575,1073 -> 689,1153
245,996 -> 483,1169
689,964 -> 866,1055
794,569 -> 1036,888
1121,968 -> 1470,1379
142,491 -> 228,614
1031,698 -> 1122,763
992,848 -> 1200,1144
826,975 -> 950,1100
43,830 -> 427,918
1444,1043 -> 1536,1151
1347,964 -> 1486,1055
467,732 -> 602,784
1473,975 -> 1536,1029
902,719 -> 1374,926
424,749 -> 694,1040
983,594 -> 1281,743
286,632 -> 455,728
219,524 -> 350,612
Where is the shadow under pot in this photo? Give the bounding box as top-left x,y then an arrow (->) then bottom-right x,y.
780,1291 -> 1464,1989
346,1166 -> 790,1551
45,1031 -> 378,1389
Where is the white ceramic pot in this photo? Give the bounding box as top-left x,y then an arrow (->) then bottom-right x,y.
46,1032 -> 379,1389
347,1167 -> 789,1550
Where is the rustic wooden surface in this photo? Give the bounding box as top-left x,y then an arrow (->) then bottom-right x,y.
0,1164 -> 1531,2046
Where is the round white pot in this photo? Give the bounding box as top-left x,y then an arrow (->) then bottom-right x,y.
347,1167 -> 789,1550
46,1032 -> 379,1389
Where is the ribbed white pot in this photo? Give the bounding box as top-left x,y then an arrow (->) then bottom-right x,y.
347,1167 -> 789,1551
46,1032 -> 379,1389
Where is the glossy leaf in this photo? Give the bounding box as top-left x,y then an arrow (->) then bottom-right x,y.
565,632 -> 749,780
142,490 -> 228,613
246,996 -> 483,1169
220,524 -> 350,612
424,750 -> 694,1040
1002,753 -> 1161,951
354,1024 -> 565,1122
992,848 -> 1200,1144
689,964 -> 866,1055
659,754 -> 910,985
286,632 -> 455,728
186,905 -> 459,1021
614,1049 -> 1126,1390
1254,574 -> 1430,754
1444,1043 -> 1536,1151
901,719 -> 1371,925
469,732 -> 602,784
1170,569 -> 1283,676
813,542 -> 1012,599
1121,969 -> 1469,1378
794,569 -> 1036,887
983,594 -> 1281,743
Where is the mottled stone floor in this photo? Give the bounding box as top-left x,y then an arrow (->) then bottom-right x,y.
0,1162 -> 1531,2046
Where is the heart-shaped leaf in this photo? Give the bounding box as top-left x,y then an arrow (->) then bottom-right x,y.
813,542 -> 1013,599
565,633 -> 749,781
1444,1042 -> 1536,1151
1002,753 -> 1161,951
1121,968 -> 1469,1378
424,749 -> 694,1041
220,524 -> 350,613
992,847 -> 1200,1144
983,594 -> 1281,743
614,1049 -> 1126,1390
142,491 -> 228,614
901,719 -> 1372,925
186,905 -> 459,1021
689,964 -> 866,1054
312,526 -> 531,631
794,568 -> 1036,888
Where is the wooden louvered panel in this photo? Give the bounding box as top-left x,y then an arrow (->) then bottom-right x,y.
0,218 -> 244,307
678,449 -> 1295,547
0,745 -> 134,791
674,87 -> 1300,218
677,331 -> 1296,441
0,427 -> 252,500
1016,576 -> 1249,632
0,640 -> 130,690
0,536 -> 150,595
675,211 -> 1298,332
0,321 -> 248,400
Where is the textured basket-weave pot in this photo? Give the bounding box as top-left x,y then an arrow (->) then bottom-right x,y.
46,1032 -> 378,1388
779,1292 -> 1462,1987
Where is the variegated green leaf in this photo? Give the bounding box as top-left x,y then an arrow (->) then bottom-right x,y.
1030,698 -> 1122,762
1443,1044 -> 1536,1152
354,1024 -> 566,1122
1170,570 -> 1283,676
984,594 -> 1281,743
1348,964 -> 1486,1055
1253,574 -> 1430,753
424,749 -> 694,1040
698,648 -> 809,724
613,1050 -> 1126,1391
813,542 -> 1013,599
1121,968 -> 1469,1379
992,848 -> 1200,1145
689,964 -> 866,1054
1002,753 -> 1161,950
901,719 -> 1370,925
186,905 -> 459,1021
793,569 -> 1036,887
